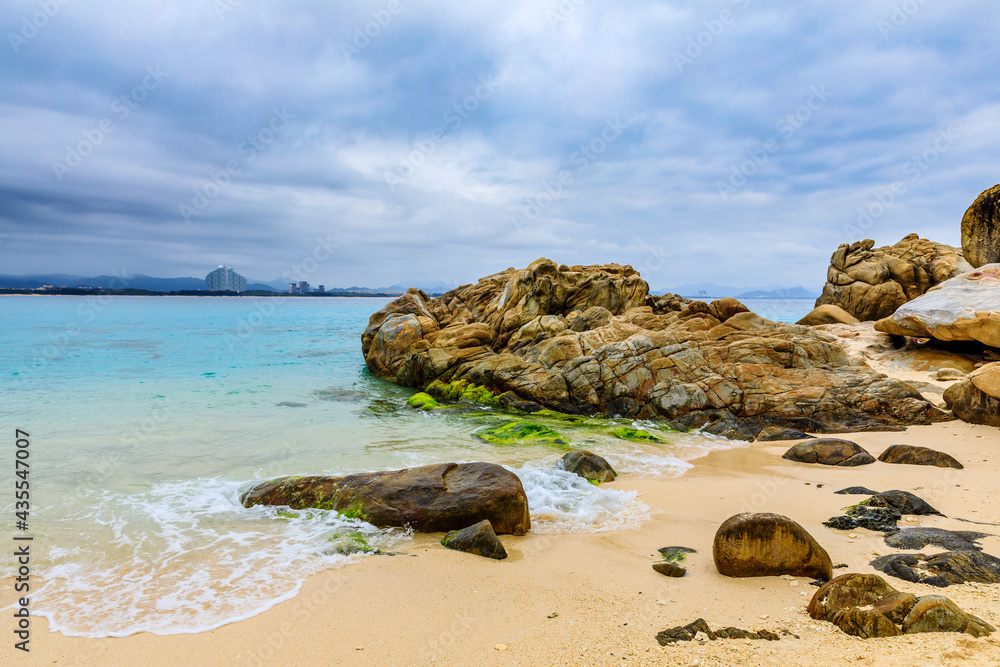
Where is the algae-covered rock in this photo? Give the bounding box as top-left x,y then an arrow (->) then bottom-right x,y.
407,392 -> 445,410
560,450 -> 616,483
474,420 -> 568,447
658,546 -> 697,563
241,462 -> 531,535
441,519 -> 508,560
426,379 -> 500,406
610,426 -> 661,442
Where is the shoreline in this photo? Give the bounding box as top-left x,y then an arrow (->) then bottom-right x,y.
7,421 -> 999,666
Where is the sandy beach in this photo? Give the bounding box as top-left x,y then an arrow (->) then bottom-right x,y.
7,420 -> 999,666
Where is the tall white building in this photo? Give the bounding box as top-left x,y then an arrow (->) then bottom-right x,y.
205,264 -> 247,292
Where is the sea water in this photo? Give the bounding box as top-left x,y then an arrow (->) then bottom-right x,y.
0,295 -> 813,637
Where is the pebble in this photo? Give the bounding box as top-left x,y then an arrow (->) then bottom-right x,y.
495,644 -> 507,651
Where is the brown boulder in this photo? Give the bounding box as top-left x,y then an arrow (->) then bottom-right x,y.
441,520 -> 508,560
713,513 -> 833,580
944,380 -> 1000,427
561,450 -> 617,484
782,438 -> 876,467
877,444 -> 963,469
796,304 -> 860,326
961,184 -> 1000,267
241,462 -> 531,535
815,234 -> 971,321
969,361 -> 1000,399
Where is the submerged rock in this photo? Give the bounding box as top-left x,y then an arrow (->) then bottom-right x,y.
609,426 -> 661,442
871,551 -> 1000,587
782,438 -> 875,467
814,234 -> 971,321
441,520 -> 508,560
713,513 -> 832,581
808,573 -> 993,638
877,444 -> 964,469
560,450 -> 617,484
474,420 -> 568,447
241,462 -> 531,535
407,392 -> 445,410
362,259 -> 948,433
961,184 -> 1000,267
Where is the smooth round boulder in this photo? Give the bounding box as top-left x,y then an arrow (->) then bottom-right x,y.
713,512 -> 833,580
782,439 -> 875,467
877,444 -> 963,469
561,450 -> 617,484
961,184 -> 1000,267
796,304 -> 861,326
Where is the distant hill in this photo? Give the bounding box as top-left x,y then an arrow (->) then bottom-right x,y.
656,282 -> 820,299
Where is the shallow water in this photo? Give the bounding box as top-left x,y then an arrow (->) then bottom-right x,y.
0,295 -> 811,637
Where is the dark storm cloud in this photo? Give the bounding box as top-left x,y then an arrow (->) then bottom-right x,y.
0,0 -> 998,289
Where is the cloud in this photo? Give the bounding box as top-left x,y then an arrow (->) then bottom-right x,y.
1,0 -> 998,290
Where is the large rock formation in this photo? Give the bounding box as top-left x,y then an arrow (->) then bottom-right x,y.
962,184 -> 1000,267
875,264 -> 1000,348
363,259 -> 948,433
814,234 -> 971,321
712,513 -> 833,580
241,462 -> 531,535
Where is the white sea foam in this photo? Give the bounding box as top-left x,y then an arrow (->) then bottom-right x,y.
30,478 -> 409,638
514,467 -> 648,534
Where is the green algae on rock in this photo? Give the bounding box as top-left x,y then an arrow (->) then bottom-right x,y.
426,379 -> 500,406
610,426 -> 661,442
407,392 -> 445,410
474,420 -> 568,447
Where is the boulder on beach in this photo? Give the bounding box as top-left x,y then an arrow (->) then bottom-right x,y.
875,264 -> 1000,348
781,438 -> 875,467
241,462 -> 531,535
713,512 -> 833,581
814,234 -> 971,321
944,380 -> 1000,427
961,184 -> 1000,267
441,520 -> 508,560
877,444 -> 964,469
884,528 -> 990,552
969,361 -> 1000,398
796,304 -> 860,326
808,573 -> 994,638
361,259 -> 949,435
560,450 -> 617,484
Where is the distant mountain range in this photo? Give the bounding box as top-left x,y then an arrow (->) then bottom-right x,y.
656,282 -> 820,299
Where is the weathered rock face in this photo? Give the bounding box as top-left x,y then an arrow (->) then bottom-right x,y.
560,450 -> 617,484
808,573 -> 994,638
872,551 -> 1000,587
877,444 -> 964,469
363,259 -> 949,433
969,361 -> 1000,398
781,438 -> 875,467
815,234 -> 972,321
713,513 -> 833,580
875,264 -> 1000,348
796,304 -> 860,326
944,380 -> 1000,427
241,462 -> 531,535
962,184 -> 1000,267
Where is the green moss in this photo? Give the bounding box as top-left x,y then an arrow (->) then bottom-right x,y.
474,420 -> 569,447
275,509 -> 298,519
610,427 -> 662,442
588,478 -> 602,486
407,392 -> 444,410
339,497 -> 369,521
658,546 -> 697,564
426,379 -> 500,406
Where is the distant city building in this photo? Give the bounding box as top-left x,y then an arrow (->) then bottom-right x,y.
288,283 -> 297,294
205,264 -> 247,292
317,285 -> 325,293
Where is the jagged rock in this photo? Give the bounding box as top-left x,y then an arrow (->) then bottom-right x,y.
658,546 -> 697,563
878,444 -> 964,469
969,361 -> 1000,398
754,426 -> 814,441
872,551 -> 1000,586
903,596 -> 995,637
652,562 -> 686,577
441,520 -> 508,560
782,438 -> 876,467
560,450 -> 617,484
875,264 -> 1000,348
815,234 -> 971,321
362,259 -> 949,433
713,513 -> 832,580
944,380 -> 1000,427
797,304 -> 861,326
824,490 -> 940,533
241,462 -> 531,535
961,184 -> 1000,267
655,618 -> 779,645
884,528 -> 990,552
808,573 -> 994,638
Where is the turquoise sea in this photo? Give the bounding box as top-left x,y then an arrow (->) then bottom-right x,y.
0,295 -> 813,637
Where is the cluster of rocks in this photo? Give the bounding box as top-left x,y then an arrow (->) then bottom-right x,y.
655,618 -> 782,645
363,258 -> 948,435
781,440 -> 963,469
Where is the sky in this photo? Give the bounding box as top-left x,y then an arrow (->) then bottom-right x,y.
1,0 -> 998,291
